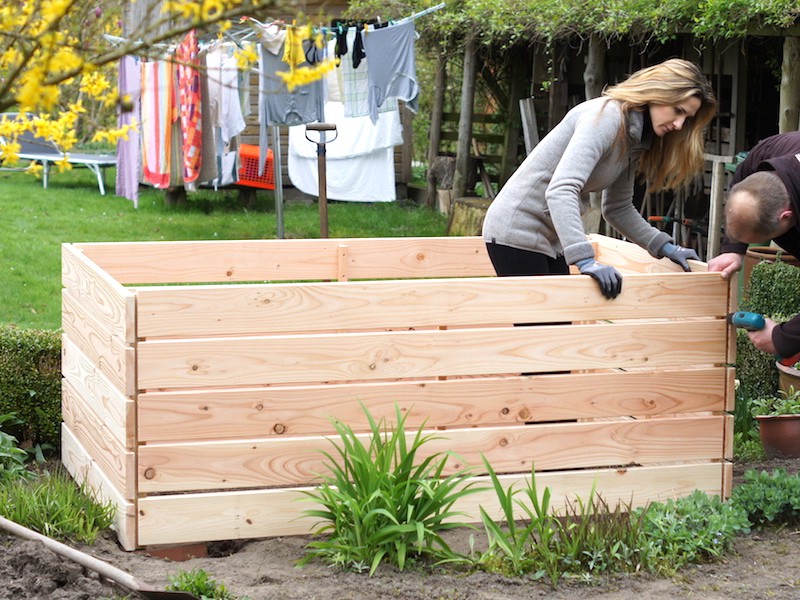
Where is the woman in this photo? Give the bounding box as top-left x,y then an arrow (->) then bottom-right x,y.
482,58 -> 717,298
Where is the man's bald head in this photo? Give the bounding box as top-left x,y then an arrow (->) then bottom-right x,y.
726,171 -> 793,243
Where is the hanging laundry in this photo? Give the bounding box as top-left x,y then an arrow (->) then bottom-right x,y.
116,55 -> 142,205
206,43 -> 247,187
362,19 -> 419,124
338,27 -> 396,119
257,39 -> 324,175
140,59 -> 174,188
175,29 -> 203,183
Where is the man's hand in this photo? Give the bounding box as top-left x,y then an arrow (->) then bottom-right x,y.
748,318 -> 778,355
661,243 -> 699,272
707,252 -> 744,280
576,258 -> 623,299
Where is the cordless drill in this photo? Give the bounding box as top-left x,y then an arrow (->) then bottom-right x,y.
728,311 -> 800,367
726,311 -> 766,331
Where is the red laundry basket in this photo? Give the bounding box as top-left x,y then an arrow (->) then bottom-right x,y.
238,144 -> 275,190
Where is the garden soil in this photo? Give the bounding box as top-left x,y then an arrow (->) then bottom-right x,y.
2,458 -> 800,600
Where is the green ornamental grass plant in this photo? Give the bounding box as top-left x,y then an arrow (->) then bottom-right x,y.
299,404 -> 484,575
0,465 -> 115,543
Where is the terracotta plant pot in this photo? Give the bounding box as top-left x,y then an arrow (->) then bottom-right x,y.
756,414 -> 800,458
742,246 -> 800,292
776,360 -> 800,396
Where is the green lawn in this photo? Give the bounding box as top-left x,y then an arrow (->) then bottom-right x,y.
0,167 -> 447,330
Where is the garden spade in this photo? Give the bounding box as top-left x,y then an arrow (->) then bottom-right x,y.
0,515 -> 199,600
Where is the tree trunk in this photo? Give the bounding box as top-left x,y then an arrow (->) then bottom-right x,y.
453,36 -> 478,202
446,197 -> 492,236
583,36 -> 606,100
779,36 -> 800,133
583,36 -> 607,233
426,51 -> 447,208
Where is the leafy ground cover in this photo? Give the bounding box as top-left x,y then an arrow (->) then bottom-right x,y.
1,458 -> 799,600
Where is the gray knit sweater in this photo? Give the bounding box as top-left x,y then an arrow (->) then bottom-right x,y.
482,97 -> 673,265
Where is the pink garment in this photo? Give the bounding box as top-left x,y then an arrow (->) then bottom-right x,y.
176,29 -> 202,183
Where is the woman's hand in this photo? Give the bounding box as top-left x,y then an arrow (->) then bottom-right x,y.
576,259 -> 623,299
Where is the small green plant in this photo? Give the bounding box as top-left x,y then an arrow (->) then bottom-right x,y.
733,430 -> 766,461
731,468 -> 800,526
750,386 -> 800,417
636,490 -> 750,575
0,466 -> 115,543
166,568 -> 248,600
0,413 -> 33,481
469,461 -> 645,586
298,403 -> 484,575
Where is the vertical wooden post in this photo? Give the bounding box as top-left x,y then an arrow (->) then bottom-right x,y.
583,36 -> 607,233
453,35 -> 477,202
705,153 -> 735,260
500,46 -> 526,186
779,36 -> 800,133
426,51 -> 447,208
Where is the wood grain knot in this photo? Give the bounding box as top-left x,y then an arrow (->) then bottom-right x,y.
273,423 -> 286,434
144,468 -> 156,480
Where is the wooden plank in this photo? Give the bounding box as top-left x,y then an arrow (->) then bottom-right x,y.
136,462 -> 727,546
61,363 -> 136,499
135,270 -> 728,339
137,367 -> 729,442
61,243 -> 135,344
137,415 -> 728,492
590,234 -> 709,274
73,237 -> 495,284
61,424 -> 136,550
61,334 -> 135,449
137,320 -> 728,389
62,291 -> 136,397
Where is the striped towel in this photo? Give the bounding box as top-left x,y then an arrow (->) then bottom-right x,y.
140,60 -> 174,188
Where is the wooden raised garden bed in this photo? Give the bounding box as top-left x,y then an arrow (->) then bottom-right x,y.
61,235 -> 736,551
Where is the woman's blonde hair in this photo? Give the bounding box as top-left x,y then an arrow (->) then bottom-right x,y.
603,58 -> 717,192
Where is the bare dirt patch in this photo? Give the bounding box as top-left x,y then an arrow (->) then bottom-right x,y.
2,458 -> 799,600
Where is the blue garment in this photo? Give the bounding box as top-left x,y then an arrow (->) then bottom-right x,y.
258,42 -> 325,175
362,20 -> 418,124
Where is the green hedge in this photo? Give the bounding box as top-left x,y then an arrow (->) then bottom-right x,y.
0,325 -> 61,450
736,258 -> 800,403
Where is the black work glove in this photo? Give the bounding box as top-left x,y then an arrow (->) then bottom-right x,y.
661,242 -> 699,272
575,258 -> 623,299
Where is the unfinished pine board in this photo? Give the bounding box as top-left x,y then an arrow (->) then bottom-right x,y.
591,233 -> 708,274
137,320 -> 726,389
137,415 -> 730,493
136,462 -> 728,546
62,235 -> 737,550
61,340 -> 134,449
61,424 -> 136,550
62,291 -> 136,397
61,244 -> 135,344
74,237 -> 496,284
137,367 -> 731,443
135,272 -> 728,338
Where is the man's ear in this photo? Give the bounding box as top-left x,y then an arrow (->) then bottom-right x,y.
779,207 -> 796,225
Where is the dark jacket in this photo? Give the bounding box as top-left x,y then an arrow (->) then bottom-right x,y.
720,131 -> 800,357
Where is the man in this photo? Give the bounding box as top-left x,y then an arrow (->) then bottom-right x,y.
708,131 -> 800,357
